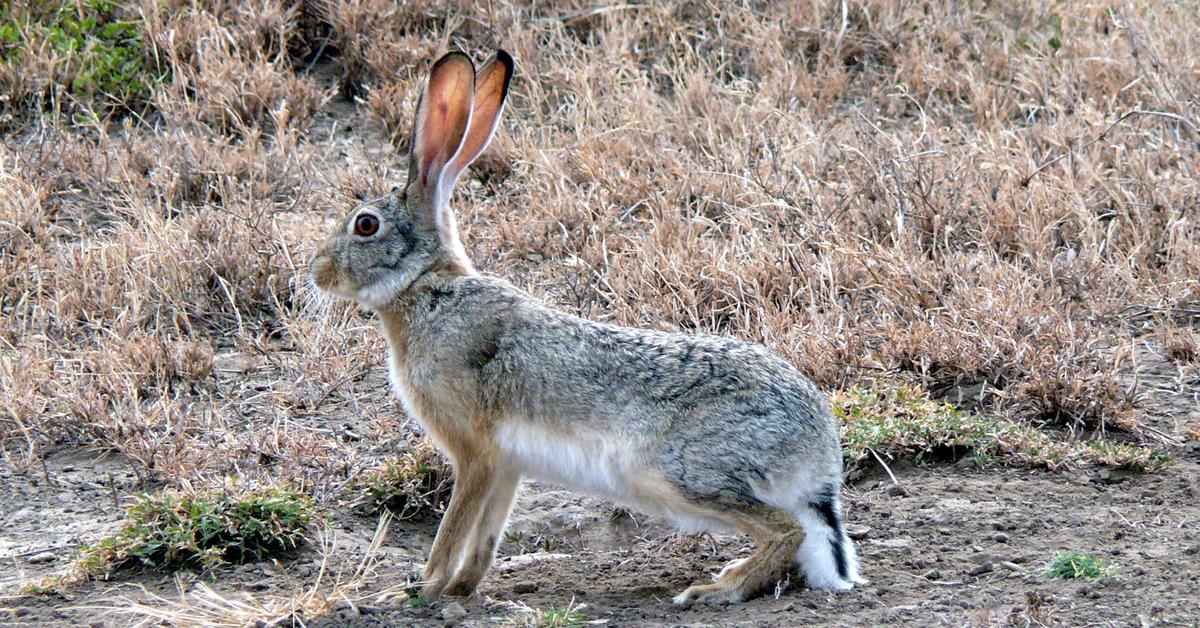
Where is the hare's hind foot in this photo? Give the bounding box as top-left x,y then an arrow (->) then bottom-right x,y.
672,582 -> 749,606
712,556 -> 749,582
673,521 -> 803,607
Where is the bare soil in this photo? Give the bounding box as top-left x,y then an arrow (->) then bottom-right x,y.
3,437 -> 1198,626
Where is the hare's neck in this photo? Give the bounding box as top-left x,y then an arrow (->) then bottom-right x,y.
377,307 -> 413,362
374,264 -> 466,361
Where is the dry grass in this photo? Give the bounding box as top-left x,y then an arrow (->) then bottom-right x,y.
76,512 -> 411,627
353,436 -> 453,519
2,0 -> 1197,509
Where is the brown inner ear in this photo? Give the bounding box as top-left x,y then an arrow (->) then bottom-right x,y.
447,54 -> 513,177
413,53 -> 475,189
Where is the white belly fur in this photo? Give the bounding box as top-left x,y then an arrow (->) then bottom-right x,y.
495,421 -> 634,502
494,421 -> 732,534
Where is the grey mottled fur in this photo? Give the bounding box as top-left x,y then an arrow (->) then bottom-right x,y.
402,273 -> 842,507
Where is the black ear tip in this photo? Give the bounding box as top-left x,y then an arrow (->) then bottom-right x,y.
494,49 -> 515,73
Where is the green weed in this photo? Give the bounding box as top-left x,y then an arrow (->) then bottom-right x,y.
74,486 -> 318,579
503,525 -> 564,554
537,605 -> 588,628
505,599 -> 589,627
1045,551 -> 1114,580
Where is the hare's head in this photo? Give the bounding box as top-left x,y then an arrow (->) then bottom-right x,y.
311,50 -> 513,308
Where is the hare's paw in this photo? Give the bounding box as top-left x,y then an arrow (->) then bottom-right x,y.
713,557 -> 749,582
672,582 -> 748,607
441,577 -> 480,598
421,576 -> 449,601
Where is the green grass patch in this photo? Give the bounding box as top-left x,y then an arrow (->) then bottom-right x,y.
834,383 -> 1169,472
0,0 -> 159,112
357,439 -> 453,519
404,587 -> 430,610
17,576 -> 73,597
505,600 -> 589,627
1045,551 -> 1113,580
537,605 -> 588,628
74,486 -> 318,580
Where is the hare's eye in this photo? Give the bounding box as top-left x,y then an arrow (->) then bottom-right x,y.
354,213 -> 380,237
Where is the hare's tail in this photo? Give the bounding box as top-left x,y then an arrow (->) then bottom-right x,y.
793,483 -> 866,589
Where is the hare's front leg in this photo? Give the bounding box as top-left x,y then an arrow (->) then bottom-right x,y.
442,469 -> 521,597
423,459 -> 495,599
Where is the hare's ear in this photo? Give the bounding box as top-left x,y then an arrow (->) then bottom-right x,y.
407,51 -> 476,214
437,49 -> 514,200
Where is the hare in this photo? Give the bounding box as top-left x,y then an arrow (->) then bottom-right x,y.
310,49 -> 864,606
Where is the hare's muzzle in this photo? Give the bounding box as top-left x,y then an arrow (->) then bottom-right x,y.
309,252 -> 338,294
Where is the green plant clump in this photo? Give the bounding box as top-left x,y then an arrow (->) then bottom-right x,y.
834,383 -> 1170,472
76,487 -> 318,579
0,0 -> 157,109
537,605 -> 588,628
1045,551 -> 1114,580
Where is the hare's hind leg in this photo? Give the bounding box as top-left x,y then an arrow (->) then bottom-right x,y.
672,506 -> 803,606
442,468 -> 521,597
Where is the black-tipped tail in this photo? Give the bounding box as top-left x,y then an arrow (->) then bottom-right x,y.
808,483 -> 849,580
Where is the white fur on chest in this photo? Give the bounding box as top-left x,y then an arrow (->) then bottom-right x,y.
386,353 -> 420,419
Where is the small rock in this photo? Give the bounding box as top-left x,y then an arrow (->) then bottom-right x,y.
847,526 -> 870,541
1000,561 -> 1023,571
1090,469 -> 1119,484
967,562 -> 994,577
27,552 -> 55,564
512,582 -> 538,594
888,484 -> 909,497
991,533 -> 1010,543
1183,544 -> 1200,555
441,602 -> 467,625
494,552 -> 571,574
358,605 -> 380,615
922,569 -> 942,580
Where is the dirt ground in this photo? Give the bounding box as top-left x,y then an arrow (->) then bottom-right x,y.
3,426 -> 1198,626
1,301 -> 1198,627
